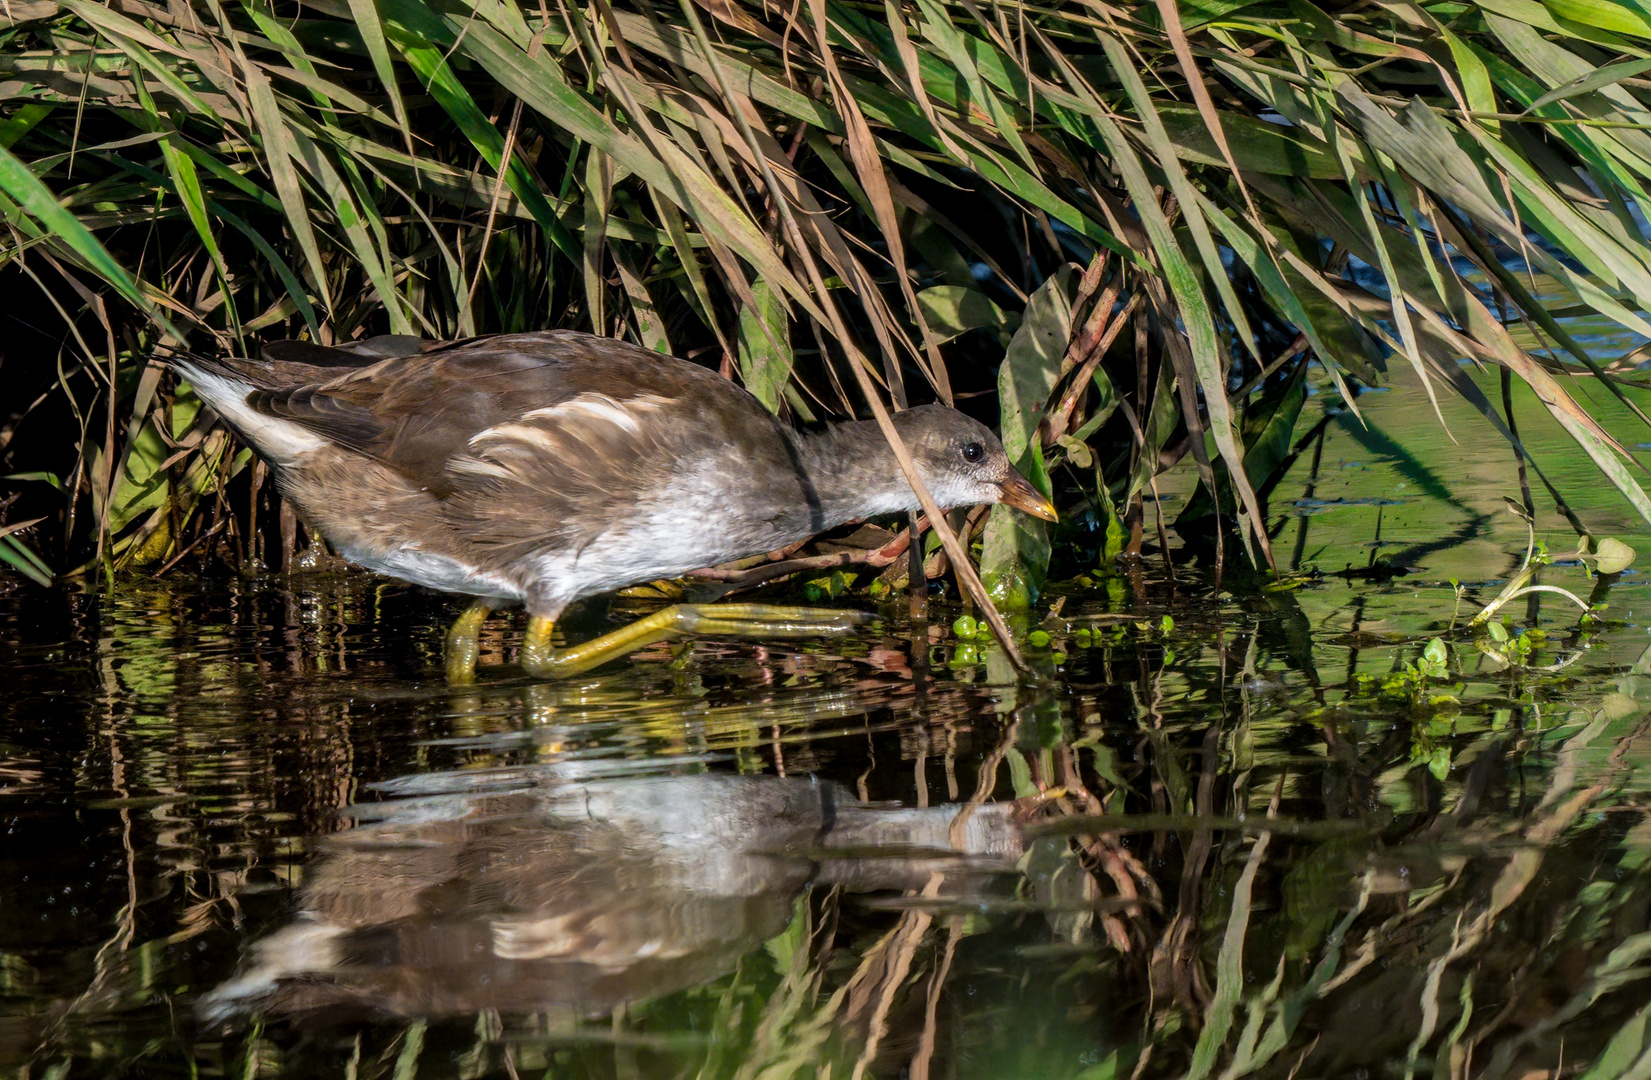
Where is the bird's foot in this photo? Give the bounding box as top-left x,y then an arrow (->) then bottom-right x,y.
516,603 -> 872,680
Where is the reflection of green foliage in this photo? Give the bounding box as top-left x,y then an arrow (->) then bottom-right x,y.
17,571 -> 1651,1079
1280,838 -> 1361,962
0,951 -> 35,995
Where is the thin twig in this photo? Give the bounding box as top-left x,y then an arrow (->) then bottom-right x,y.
1046,292 -> 1143,445
687,527 -> 916,586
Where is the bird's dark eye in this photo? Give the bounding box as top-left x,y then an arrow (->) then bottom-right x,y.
961,442 -> 984,463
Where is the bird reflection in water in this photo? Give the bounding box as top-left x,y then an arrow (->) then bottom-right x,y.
201,769 -> 1024,1024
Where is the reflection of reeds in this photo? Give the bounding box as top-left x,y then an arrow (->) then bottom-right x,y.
11,583 -> 1651,1078
834,625 -> 1651,1079
1040,640 -> 1651,1080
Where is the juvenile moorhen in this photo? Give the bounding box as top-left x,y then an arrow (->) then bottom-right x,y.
173,331 -> 1057,682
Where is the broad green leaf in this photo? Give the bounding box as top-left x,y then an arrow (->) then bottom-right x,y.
1438,25 -> 1498,129
980,267 -> 1073,609
1542,0 -> 1651,38
908,217 -> 976,288
1156,104 -> 1342,178
737,277 -> 792,414
1177,357 -> 1309,524
0,103 -> 51,149
1594,537 -> 1637,575
1578,999 -> 1651,1080
914,286 -> 1017,344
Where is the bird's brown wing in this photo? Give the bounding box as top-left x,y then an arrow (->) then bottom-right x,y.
234,332 -> 789,563
261,335 -> 429,366
409,334 -> 789,564
234,331 -> 740,487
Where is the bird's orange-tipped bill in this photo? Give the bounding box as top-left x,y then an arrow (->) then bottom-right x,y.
997,471 -> 1059,522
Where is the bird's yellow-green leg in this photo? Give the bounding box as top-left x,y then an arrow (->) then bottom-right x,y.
444,599 -> 495,685
516,604 -> 873,680
521,614 -> 558,675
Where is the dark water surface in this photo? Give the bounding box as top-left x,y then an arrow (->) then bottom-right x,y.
7,371 -> 1651,1079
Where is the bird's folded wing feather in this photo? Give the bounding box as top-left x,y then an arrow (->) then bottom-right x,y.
238,333 -> 751,531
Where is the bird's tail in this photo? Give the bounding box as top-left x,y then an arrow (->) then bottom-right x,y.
163,350 -> 339,466
163,351 -> 259,424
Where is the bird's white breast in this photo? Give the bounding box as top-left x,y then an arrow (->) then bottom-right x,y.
528,462 -> 795,605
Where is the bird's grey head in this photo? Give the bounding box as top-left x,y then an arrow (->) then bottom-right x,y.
890,405 -> 1058,521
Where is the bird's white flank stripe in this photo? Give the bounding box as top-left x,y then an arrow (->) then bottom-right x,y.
521,393 -> 669,435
